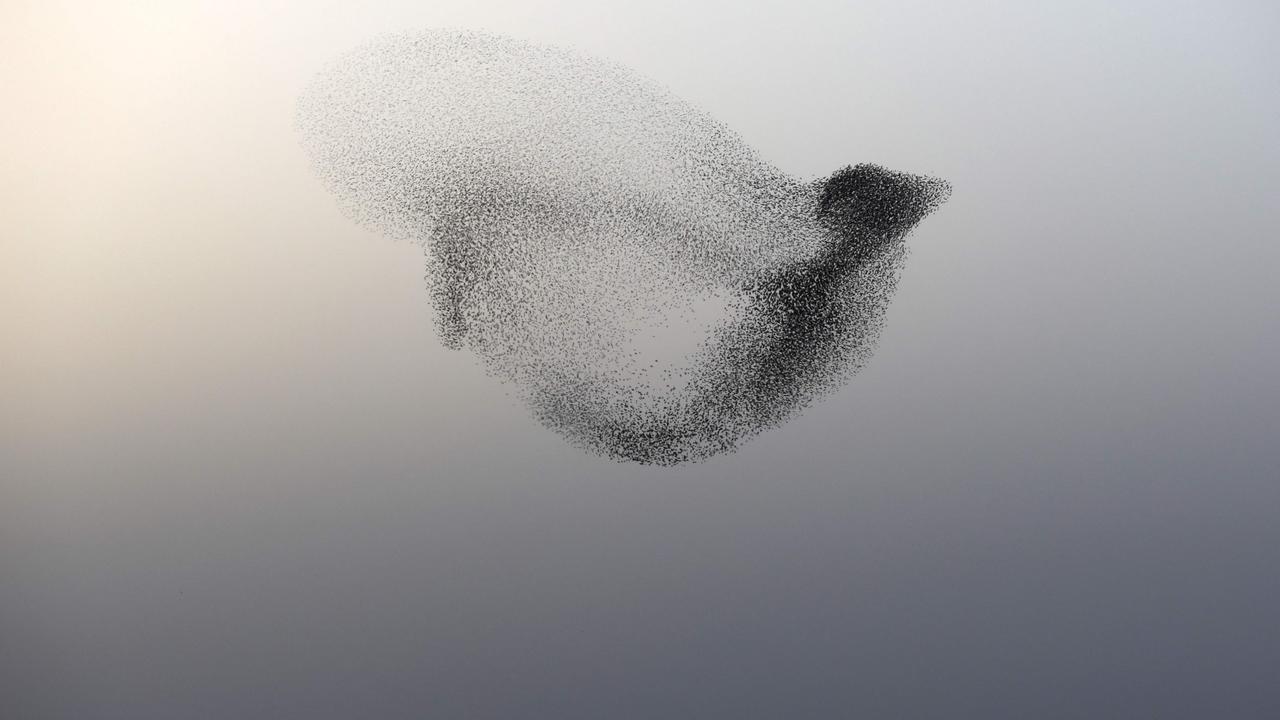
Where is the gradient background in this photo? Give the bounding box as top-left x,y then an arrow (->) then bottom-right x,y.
4,1 -> 1278,717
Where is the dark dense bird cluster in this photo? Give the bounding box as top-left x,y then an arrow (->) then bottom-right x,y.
297,30 -> 949,464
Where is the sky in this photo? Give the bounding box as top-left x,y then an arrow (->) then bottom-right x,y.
3,1 -> 1279,718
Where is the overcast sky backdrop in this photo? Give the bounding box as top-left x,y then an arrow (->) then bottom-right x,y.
3,1 -> 1278,717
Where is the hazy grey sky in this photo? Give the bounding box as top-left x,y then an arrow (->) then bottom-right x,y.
3,1 -> 1278,718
